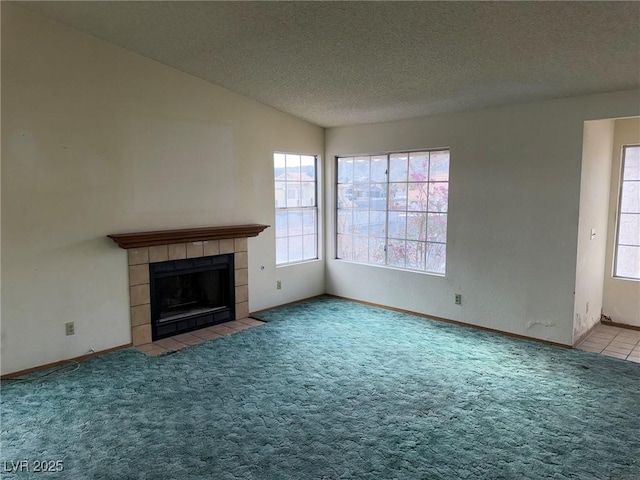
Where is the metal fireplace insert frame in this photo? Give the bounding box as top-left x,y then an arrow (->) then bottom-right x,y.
149,253 -> 235,340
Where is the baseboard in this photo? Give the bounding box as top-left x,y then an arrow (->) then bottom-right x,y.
601,319 -> 640,331
326,294 -> 571,349
1,343 -> 133,380
250,294 -> 326,319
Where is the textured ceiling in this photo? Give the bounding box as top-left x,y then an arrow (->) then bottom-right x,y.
21,1 -> 640,127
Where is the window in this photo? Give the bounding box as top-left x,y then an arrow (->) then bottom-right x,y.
274,153 -> 318,265
614,145 -> 640,280
337,150 -> 449,274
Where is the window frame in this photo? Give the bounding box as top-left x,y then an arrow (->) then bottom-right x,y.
335,148 -> 450,275
613,144 -> 640,281
274,153 -> 319,267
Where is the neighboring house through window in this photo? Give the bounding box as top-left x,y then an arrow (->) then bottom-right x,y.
274,153 -> 318,265
337,149 -> 450,274
614,145 -> 640,279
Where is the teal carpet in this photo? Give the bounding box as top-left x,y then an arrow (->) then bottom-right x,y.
2,296 -> 639,479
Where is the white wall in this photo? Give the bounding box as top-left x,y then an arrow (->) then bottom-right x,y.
573,120 -> 614,343
325,91 -> 640,346
1,4 -> 324,375
602,118 -> 640,327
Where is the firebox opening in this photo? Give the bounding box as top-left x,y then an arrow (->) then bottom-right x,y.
156,269 -> 227,322
150,254 -> 235,340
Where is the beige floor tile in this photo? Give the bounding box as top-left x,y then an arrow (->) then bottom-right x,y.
154,337 -> 188,351
576,325 -> 640,363
576,344 -> 604,353
589,332 -> 617,340
577,344 -> 604,353
614,332 -> 640,343
611,333 -> 638,341
581,338 -> 611,349
191,328 -> 223,341
590,328 -> 617,335
582,335 -> 612,344
206,324 -> 237,336
602,345 -> 633,355
223,320 -> 253,331
172,332 -> 206,346
601,350 -> 628,360
595,326 -> 622,334
608,339 -> 636,350
238,318 -> 265,326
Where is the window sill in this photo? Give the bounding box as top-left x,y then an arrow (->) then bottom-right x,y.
333,258 -> 446,277
612,275 -> 640,282
276,258 -> 322,268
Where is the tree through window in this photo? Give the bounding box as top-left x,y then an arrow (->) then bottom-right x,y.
337,150 -> 450,274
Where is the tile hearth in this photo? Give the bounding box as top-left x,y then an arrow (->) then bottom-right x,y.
136,318 -> 265,356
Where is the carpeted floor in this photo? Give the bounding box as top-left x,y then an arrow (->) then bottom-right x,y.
2,296 -> 639,479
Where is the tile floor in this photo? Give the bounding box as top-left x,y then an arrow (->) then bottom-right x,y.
576,324 -> 640,363
135,318 -> 265,356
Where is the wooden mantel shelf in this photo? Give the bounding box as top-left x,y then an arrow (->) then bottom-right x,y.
108,224 -> 269,249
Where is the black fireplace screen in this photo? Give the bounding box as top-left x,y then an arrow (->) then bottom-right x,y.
149,254 -> 235,340
156,269 -> 225,322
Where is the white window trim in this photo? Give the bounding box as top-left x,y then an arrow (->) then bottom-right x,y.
613,144 -> 640,281
274,153 -> 319,267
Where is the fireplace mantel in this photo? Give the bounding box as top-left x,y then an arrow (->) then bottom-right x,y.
108,224 -> 269,249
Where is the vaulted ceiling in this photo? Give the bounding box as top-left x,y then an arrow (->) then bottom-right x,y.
22,1 -> 640,127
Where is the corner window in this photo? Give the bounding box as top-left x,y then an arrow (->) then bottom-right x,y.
337,149 -> 450,274
274,153 -> 318,265
614,145 -> 640,279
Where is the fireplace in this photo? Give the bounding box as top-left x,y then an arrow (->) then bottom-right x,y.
150,254 -> 235,340
107,224 -> 269,346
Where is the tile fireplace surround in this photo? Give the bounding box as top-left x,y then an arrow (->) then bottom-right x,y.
108,224 -> 269,346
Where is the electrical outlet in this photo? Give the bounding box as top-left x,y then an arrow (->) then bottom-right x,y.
277,280 -> 282,290
455,294 -> 462,305
65,322 -> 75,336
